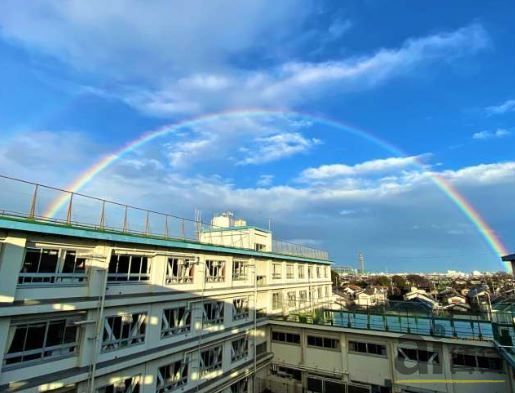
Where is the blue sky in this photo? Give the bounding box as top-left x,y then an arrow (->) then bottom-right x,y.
0,1 -> 514,272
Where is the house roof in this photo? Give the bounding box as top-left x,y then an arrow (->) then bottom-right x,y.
501,253 -> 515,262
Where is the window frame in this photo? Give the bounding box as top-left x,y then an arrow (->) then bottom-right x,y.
108,253 -> 150,283
4,316 -> 80,367
307,335 -> 340,350
161,306 -> 191,338
156,359 -> 188,392
102,312 -> 147,352
205,260 -> 226,283
165,257 -> 194,284
232,260 -> 249,281
349,340 -> 387,357
18,247 -> 88,286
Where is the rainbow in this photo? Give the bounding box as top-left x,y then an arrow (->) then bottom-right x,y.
44,109 -> 508,258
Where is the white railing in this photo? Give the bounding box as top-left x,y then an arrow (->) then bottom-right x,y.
0,174 -> 329,261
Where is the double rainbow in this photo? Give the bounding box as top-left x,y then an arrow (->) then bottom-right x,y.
44,109 -> 508,259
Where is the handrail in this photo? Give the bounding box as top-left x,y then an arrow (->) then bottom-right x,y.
0,174 -> 329,261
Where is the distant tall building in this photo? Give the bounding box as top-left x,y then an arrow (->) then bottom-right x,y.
358,252 -> 365,274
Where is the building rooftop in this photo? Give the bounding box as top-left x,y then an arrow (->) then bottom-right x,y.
0,174 -> 330,263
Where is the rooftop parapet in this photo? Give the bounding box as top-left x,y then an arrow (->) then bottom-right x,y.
0,174 -> 329,261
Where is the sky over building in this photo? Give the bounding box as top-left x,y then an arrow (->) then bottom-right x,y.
0,0 -> 514,272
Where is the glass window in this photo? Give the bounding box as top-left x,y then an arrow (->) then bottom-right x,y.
108,254 -> 150,282
102,313 -> 146,351
203,301 -> 224,325
205,260 -> 225,282
4,317 -> 79,366
166,257 -> 194,284
156,360 -> 188,392
161,307 -> 191,337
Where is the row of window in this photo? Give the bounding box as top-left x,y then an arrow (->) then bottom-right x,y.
271,332 -> 338,349
270,334 -> 503,371
4,298 -> 250,366
18,247 -> 329,286
272,286 -> 331,310
97,342 -> 252,393
272,263 -> 329,280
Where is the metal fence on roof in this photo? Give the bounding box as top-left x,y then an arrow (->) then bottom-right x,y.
0,174 -> 329,261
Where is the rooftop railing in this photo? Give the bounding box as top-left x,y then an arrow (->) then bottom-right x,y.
0,174 -> 329,261
275,308 -> 515,344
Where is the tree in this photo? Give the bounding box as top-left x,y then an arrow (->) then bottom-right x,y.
392,275 -> 407,290
331,270 -> 342,287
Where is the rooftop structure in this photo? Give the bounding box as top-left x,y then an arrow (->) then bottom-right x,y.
502,253 -> 515,277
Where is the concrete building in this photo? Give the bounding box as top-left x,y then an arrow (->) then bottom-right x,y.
0,176 -> 513,393
0,212 -> 332,393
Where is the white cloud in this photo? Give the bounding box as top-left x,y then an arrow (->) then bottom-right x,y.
238,132 -> 321,165
439,162 -> 515,184
120,23 -> 488,116
0,131 -> 101,185
257,175 -> 274,187
0,4 -> 489,116
0,0 -> 306,78
300,155 -> 423,180
486,99 -> 515,115
472,128 -> 511,140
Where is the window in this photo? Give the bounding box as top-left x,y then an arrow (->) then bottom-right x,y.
108,254 -> 149,282
256,342 -> 267,356
452,353 -> 502,371
272,292 -> 282,310
62,250 -> 86,275
317,287 -> 323,299
306,376 -> 347,393
286,264 -> 294,279
4,317 -> 79,366
308,266 -> 313,279
349,341 -> 387,356
272,331 -> 300,344
156,360 -> 188,392
298,265 -> 305,279
272,263 -> 282,279
230,378 -> 248,393
272,365 -> 301,381
166,257 -> 194,284
255,243 -> 266,252
324,266 -> 329,278
299,290 -> 307,305
161,307 -> 191,338
398,347 -> 439,364
325,286 -> 330,297
205,260 -> 225,282
307,335 -> 339,349
97,376 -> 141,393
232,260 -> 249,281
203,301 -> 224,325
231,336 -> 249,362
233,298 -> 249,320
102,313 -> 146,351
287,291 -> 296,308
316,266 -> 321,278
200,345 -> 223,375
18,248 -> 87,285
